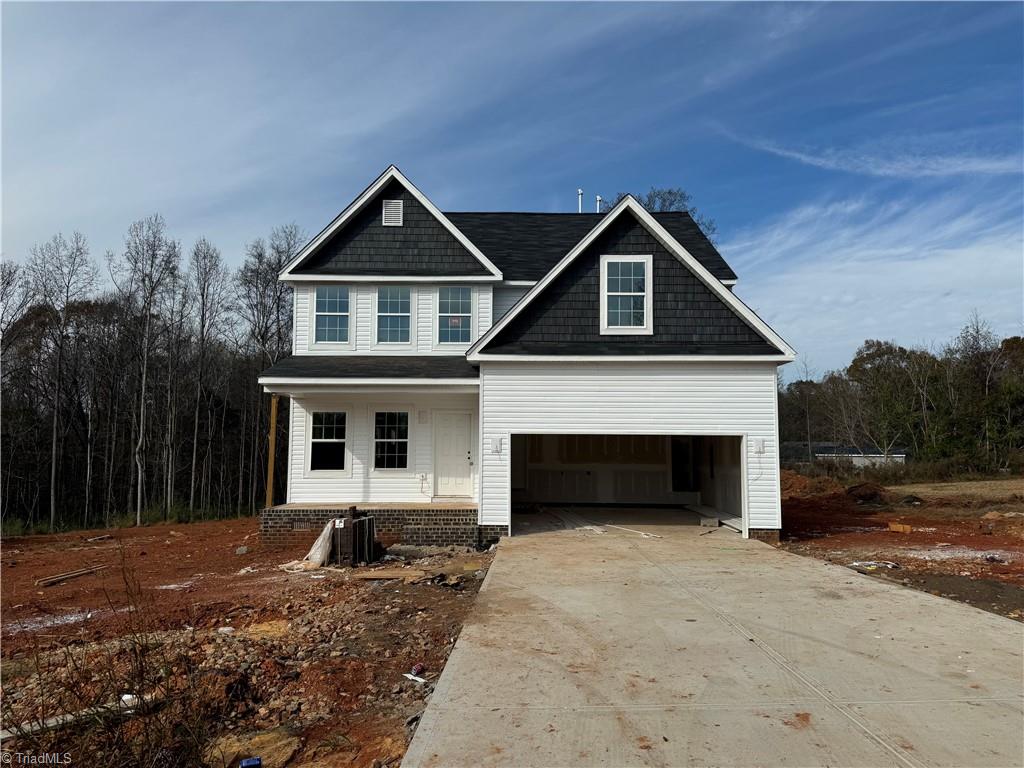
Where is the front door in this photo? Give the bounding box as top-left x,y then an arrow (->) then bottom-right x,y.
434,411 -> 473,498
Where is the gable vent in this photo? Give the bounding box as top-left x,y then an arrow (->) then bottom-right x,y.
382,199 -> 404,226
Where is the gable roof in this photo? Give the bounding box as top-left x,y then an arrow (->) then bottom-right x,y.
468,195 -> 795,361
280,166 -> 503,281
446,211 -> 736,283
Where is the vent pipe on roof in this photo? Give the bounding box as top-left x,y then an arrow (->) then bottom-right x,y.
577,188 -> 583,214
595,195 -> 602,213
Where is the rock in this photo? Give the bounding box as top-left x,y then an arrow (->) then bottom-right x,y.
981,511 -> 1003,520
236,545 -> 250,555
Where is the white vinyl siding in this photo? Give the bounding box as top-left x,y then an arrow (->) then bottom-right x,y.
292,283 -> 492,356
287,393 -> 479,504
479,361 -> 781,533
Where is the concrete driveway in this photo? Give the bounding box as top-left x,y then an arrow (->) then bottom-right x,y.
403,510 -> 1024,767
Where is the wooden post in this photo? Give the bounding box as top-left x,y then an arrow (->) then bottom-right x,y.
265,393 -> 279,509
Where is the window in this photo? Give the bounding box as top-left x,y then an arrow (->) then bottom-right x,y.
374,411 -> 409,469
600,254 -> 652,335
438,287 -> 472,343
382,199 -> 403,226
310,412 -> 346,471
314,286 -> 349,343
376,287 -> 411,343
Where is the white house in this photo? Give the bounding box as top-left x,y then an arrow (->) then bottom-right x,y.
258,166 -> 795,547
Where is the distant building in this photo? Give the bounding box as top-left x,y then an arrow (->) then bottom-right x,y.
782,442 -> 907,467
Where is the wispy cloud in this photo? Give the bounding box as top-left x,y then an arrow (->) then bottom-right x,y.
722,129 -> 1023,178
723,187 -> 1024,371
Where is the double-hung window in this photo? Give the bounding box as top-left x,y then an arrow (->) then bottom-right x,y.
373,411 -> 409,470
438,287 -> 472,344
314,286 -> 349,343
600,254 -> 652,334
309,412 -> 346,471
377,287 -> 411,343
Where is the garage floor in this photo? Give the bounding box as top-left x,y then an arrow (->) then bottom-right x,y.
402,511 -> 1024,767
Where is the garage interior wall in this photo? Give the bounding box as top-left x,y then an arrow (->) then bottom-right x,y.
511,434 -> 700,505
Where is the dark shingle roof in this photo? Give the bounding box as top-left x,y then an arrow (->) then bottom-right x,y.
259,356 -> 479,380
445,211 -> 735,282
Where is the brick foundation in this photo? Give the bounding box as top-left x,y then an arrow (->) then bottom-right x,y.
748,528 -> 780,544
261,506 -> 503,549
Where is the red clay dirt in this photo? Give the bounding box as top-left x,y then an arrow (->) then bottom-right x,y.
779,471 -> 1024,620
1,517 -> 492,767
2,518 -> 308,654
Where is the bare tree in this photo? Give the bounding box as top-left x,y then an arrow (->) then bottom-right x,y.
26,232 -> 97,531
109,216 -> 180,525
601,186 -> 718,240
0,260 -> 32,351
187,238 -> 229,515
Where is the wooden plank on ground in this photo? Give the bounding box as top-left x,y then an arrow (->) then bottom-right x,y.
34,564 -> 108,587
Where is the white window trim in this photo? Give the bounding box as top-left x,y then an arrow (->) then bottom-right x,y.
370,407 -> 414,474
309,285 -> 355,351
433,285 -> 474,349
599,254 -> 653,336
303,408 -> 352,478
372,286 -> 416,348
382,199 -> 403,226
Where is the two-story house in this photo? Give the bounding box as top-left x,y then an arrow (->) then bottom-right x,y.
258,166 -> 795,548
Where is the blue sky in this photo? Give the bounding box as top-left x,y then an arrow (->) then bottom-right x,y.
3,2 -> 1022,372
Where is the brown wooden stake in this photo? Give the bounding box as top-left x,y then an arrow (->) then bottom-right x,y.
265,393 -> 279,510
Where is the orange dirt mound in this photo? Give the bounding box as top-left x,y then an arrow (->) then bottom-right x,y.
846,482 -> 892,504
780,470 -> 843,499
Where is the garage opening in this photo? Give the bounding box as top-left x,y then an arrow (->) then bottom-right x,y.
510,434 -> 743,531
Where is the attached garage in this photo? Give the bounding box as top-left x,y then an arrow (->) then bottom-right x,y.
477,361 -> 784,539
510,434 -> 744,530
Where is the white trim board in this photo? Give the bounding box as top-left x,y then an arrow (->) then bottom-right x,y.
280,165 -> 503,281
467,195 -> 795,361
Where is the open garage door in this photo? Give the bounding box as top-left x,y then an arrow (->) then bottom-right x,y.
510,434 -> 743,531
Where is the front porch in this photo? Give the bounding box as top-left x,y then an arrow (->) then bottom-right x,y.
260,502 -> 504,550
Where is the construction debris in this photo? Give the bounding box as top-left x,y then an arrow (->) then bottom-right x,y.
349,568 -> 426,582
278,520 -> 336,572
33,564 -> 108,587
850,561 -> 901,571
85,534 -> 113,543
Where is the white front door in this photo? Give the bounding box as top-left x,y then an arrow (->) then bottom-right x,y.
434,411 -> 473,498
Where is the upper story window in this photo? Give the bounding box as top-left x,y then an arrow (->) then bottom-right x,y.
438,287 -> 472,344
376,286 -> 411,343
315,286 -> 350,343
310,411 -> 346,471
599,254 -> 653,335
382,199 -> 403,226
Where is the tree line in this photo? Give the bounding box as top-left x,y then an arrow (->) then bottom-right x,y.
1,216 -> 298,533
778,316 -> 1024,475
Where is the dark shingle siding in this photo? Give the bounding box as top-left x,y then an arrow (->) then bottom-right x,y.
260,356 -> 479,379
293,180 -> 492,276
482,211 -> 779,356
446,211 -> 736,282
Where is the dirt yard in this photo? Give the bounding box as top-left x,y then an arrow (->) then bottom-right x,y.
779,472 -> 1024,620
1,518 -> 492,766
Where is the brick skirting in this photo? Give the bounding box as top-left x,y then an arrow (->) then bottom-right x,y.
748,528 -> 780,544
261,506 -> 504,549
